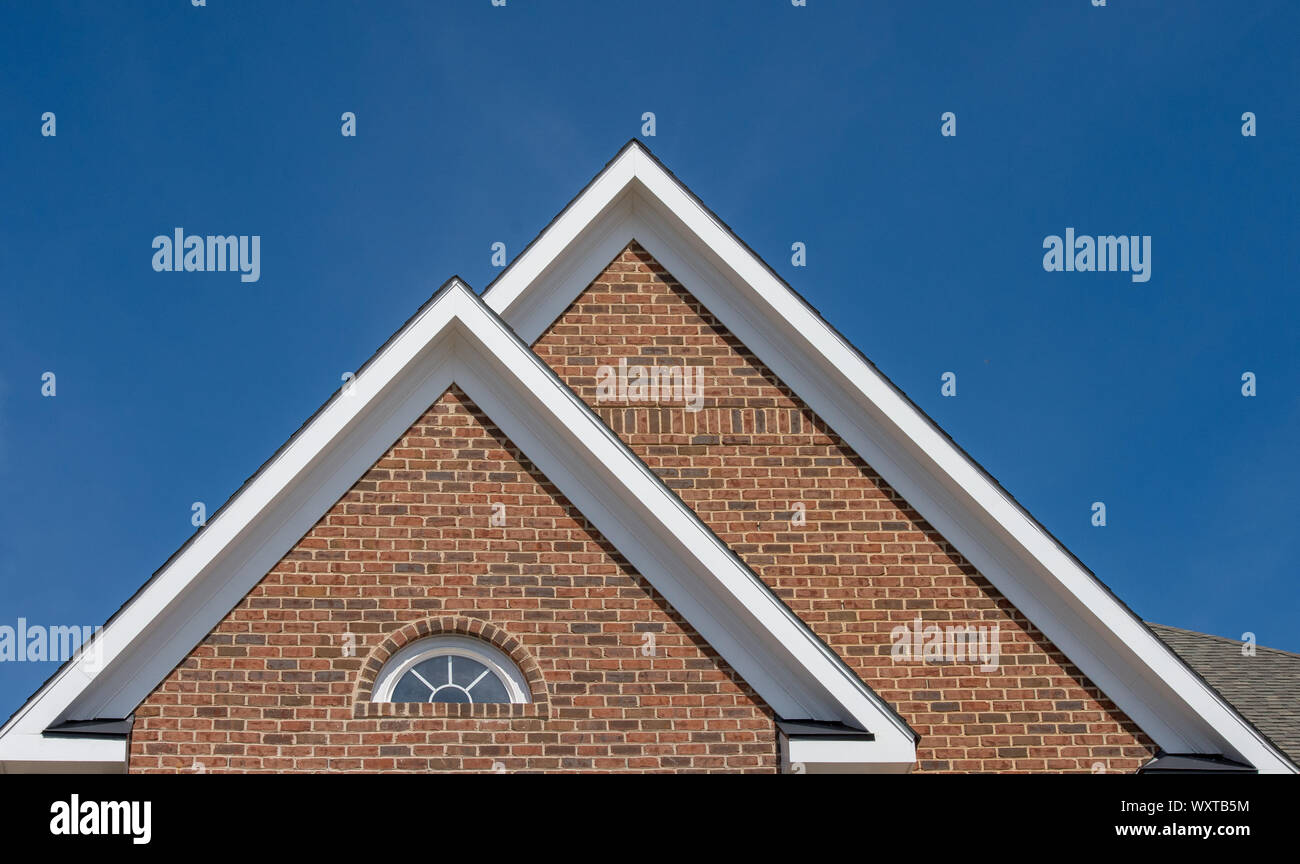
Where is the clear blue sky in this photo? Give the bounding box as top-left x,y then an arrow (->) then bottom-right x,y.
1,1 -> 1296,719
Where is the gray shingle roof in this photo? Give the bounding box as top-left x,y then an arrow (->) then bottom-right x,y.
1149,623 -> 1300,765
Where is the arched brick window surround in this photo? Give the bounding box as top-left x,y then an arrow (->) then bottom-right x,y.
353,616 -> 549,719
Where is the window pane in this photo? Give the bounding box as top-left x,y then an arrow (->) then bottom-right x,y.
414,657 -> 451,686
451,656 -> 490,688
468,671 -> 510,703
391,670 -> 433,702
431,686 -> 471,704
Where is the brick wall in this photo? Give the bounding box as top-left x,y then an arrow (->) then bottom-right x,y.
128,387 -> 778,773
128,243 -> 1158,773
531,242 -> 1155,773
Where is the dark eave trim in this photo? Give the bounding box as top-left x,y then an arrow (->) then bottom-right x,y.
1137,752 -> 1257,774
43,717 -> 134,738
777,719 -> 874,741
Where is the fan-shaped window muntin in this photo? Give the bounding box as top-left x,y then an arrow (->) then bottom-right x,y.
372,635 -> 531,705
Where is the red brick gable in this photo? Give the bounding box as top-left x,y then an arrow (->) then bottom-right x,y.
532,242 -> 1155,773
129,386 -> 777,773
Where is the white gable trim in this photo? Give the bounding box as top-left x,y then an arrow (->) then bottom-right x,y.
480,141 -> 1296,774
0,280 -> 915,773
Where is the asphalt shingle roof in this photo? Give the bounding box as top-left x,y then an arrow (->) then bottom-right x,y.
1149,622 -> 1300,765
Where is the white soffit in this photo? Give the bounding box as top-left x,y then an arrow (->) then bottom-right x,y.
479,141 -> 1296,774
0,280 -> 915,771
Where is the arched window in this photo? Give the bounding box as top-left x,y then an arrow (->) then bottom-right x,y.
371,635 -> 531,704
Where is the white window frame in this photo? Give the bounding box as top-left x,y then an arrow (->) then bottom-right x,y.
371,635 -> 532,704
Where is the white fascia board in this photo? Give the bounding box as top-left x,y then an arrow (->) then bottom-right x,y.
0,279 -> 916,769
0,734 -> 127,774
480,142 -> 1295,774
781,737 -> 915,775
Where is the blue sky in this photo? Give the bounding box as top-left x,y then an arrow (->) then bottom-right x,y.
1,1 -> 1296,719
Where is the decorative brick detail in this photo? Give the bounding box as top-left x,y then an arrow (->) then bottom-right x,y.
532,242 -> 1158,773
351,615 -> 550,718
128,386 -> 777,773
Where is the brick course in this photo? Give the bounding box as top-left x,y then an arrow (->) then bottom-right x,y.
530,242 -> 1155,773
